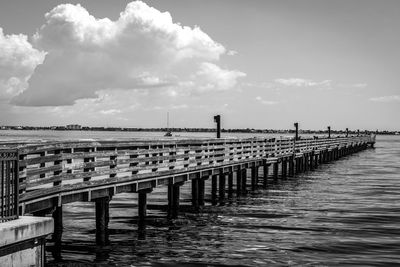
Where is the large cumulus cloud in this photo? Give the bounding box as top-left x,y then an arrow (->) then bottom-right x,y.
0,28 -> 45,100
11,1 -> 245,106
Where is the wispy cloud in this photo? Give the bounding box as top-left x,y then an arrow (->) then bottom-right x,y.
100,109 -> 122,115
338,83 -> 368,89
369,95 -> 400,102
255,96 -> 278,105
227,50 -> 238,56
274,78 -> 332,88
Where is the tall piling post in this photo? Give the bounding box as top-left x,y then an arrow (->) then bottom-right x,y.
214,115 -> 221,139
294,122 -> 299,141
328,126 -> 331,138
346,128 -> 349,137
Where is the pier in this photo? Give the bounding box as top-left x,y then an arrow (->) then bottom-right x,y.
0,132 -> 375,253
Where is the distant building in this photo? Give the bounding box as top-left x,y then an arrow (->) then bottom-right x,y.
66,124 -> 82,130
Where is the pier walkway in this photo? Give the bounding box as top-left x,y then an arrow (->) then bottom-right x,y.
1,134 -> 375,245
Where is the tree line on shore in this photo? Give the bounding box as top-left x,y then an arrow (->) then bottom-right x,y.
1,125 -> 398,135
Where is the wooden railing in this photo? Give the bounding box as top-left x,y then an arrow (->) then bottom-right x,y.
0,135 -> 373,209
18,136 -> 371,201
0,149 -> 19,222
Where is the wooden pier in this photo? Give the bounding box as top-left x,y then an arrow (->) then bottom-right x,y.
1,134 -> 375,245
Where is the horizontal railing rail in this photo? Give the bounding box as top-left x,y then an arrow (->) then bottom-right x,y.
1,135 -> 373,208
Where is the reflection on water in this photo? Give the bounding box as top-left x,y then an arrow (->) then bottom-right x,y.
2,131 -> 399,266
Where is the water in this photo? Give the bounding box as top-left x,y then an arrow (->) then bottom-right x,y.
2,131 -> 399,266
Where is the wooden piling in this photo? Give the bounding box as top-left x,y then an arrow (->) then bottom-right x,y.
273,162 -> 279,180
52,205 -> 63,244
288,155 -> 294,176
138,189 -> 152,221
95,196 -> 110,245
168,183 -> 182,219
241,169 -> 247,194
191,178 -> 199,210
281,158 -> 287,178
251,166 -> 257,191
198,179 -> 205,206
309,151 -> 315,170
227,172 -> 233,198
262,159 -> 268,188
236,169 -> 242,195
211,175 -> 218,205
219,173 -> 226,204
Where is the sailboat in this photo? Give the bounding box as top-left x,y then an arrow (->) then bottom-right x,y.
164,112 -> 172,137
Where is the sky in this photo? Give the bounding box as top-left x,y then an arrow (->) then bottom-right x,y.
0,0 -> 399,131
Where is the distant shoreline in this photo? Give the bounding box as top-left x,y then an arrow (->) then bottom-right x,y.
0,126 -> 397,135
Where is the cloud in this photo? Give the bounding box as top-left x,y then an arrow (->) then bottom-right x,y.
227,50 -> 238,56
369,95 -> 400,102
349,83 -> 367,88
255,96 -> 278,105
171,104 -> 188,109
100,109 -> 122,115
194,62 -> 246,92
0,28 -> 45,100
11,1 -> 244,106
338,83 -> 368,89
274,78 -> 332,88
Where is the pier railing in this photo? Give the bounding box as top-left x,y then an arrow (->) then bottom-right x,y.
0,149 -> 19,222
10,135 -> 373,208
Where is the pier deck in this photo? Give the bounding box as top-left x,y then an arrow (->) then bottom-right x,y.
1,134 -> 375,245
